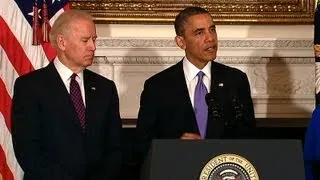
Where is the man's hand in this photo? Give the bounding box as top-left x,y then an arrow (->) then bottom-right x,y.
180,133 -> 202,140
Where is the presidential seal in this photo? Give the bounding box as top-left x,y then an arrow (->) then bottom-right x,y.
199,154 -> 259,180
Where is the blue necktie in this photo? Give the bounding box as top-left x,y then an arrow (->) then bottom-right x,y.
194,71 -> 208,138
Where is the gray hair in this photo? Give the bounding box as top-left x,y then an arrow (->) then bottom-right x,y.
49,10 -> 93,47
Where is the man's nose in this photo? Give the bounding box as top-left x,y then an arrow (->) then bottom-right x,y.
205,32 -> 216,42
88,39 -> 96,51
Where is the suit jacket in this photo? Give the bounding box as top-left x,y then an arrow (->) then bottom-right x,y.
304,105 -> 320,180
12,62 -> 122,180
134,60 -> 255,164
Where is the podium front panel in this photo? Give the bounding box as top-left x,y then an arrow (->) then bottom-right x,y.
142,139 -> 304,180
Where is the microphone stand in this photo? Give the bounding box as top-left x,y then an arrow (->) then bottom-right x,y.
205,93 -> 223,124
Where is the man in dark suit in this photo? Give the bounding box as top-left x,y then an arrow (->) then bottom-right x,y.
11,10 -> 122,180
134,6 -> 255,167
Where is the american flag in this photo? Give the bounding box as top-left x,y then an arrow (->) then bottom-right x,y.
316,0 -> 320,105
0,0 -> 69,179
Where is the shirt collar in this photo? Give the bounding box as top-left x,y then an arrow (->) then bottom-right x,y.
183,57 -> 211,81
53,57 -> 84,83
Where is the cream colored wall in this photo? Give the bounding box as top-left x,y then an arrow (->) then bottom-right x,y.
96,24 -> 313,39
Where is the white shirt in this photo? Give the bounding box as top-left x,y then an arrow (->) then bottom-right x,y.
53,58 -> 86,106
183,57 -> 211,108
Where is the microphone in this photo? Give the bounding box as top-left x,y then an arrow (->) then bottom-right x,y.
205,93 -> 245,128
206,92 -> 254,138
205,93 -> 223,121
231,95 -> 252,127
230,96 -> 243,127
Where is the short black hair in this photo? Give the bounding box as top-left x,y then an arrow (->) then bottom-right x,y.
174,6 -> 210,36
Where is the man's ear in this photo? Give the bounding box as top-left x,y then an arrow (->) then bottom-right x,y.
57,34 -> 66,51
175,36 -> 186,50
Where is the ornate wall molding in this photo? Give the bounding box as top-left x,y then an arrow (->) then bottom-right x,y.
95,38 -> 314,58
70,0 -> 315,24
93,56 -> 182,65
96,38 -> 313,49
94,56 -> 315,65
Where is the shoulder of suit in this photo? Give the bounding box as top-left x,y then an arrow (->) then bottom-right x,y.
212,61 -> 245,75
312,105 -> 320,116
84,69 -> 114,84
145,61 -> 180,84
16,66 -> 48,83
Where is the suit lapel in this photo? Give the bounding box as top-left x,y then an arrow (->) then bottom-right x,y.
210,62 -> 223,92
172,61 -> 199,134
206,62 -> 226,138
83,70 -> 99,132
173,61 -> 192,107
45,62 -> 82,131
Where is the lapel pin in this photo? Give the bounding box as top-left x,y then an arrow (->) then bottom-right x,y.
218,83 -> 224,87
91,87 -> 96,90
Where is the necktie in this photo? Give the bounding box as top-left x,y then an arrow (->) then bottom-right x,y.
194,71 -> 208,138
70,73 -> 86,130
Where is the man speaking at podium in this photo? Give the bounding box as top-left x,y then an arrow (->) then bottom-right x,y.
134,6 -> 256,167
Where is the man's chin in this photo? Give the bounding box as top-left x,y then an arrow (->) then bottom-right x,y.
203,52 -> 216,60
84,60 -> 93,67
205,55 -> 216,62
